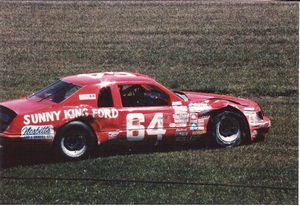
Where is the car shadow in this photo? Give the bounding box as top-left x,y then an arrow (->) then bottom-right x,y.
0,139 -> 214,169
0,144 -> 61,169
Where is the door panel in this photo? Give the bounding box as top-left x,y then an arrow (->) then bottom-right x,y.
118,106 -> 175,142
114,83 -> 190,143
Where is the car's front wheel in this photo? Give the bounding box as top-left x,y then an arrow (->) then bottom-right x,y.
56,121 -> 96,160
211,111 -> 243,147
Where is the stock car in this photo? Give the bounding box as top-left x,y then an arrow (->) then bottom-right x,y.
0,72 -> 270,160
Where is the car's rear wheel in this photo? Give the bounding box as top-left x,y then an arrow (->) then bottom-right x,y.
211,111 -> 243,147
56,121 -> 96,160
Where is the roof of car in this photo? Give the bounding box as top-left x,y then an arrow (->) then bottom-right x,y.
62,72 -> 155,86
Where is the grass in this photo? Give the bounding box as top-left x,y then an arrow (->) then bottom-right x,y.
0,0 -> 298,99
0,0 -> 298,204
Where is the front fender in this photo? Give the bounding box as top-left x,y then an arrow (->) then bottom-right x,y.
201,100 -> 251,142
209,99 -> 241,111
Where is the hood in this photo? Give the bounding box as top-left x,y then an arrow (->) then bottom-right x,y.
182,91 -> 258,107
0,97 -> 55,115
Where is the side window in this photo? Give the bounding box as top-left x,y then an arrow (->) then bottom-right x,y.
119,84 -> 170,107
98,87 -> 113,107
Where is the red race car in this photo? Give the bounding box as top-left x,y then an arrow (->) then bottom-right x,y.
0,72 -> 270,160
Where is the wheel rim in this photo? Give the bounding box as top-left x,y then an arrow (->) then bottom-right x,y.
61,130 -> 87,158
216,116 -> 240,143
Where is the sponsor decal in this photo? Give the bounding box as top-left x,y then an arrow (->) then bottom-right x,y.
190,113 -> 198,120
63,108 -> 89,119
245,112 -> 264,126
192,130 -> 206,135
173,113 -> 189,124
189,103 -> 212,113
108,130 -> 119,140
244,111 -> 260,125
21,125 -> 55,139
244,107 -> 255,111
24,111 -> 61,125
193,115 -> 210,131
190,122 -> 200,131
176,131 -> 188,137
169,123 -> 176,128
175,128 -> 188,137
92,108 -> 118,119
173,105 -> 188,113
23,108 -> 119,125
244,111 -> 256,115
188,113 -> 210,131
172,101 -> 182,106
197,119 -> 205,130
172,105 -> 188,127
175,128 -> 188,141
79,94 -> 96,100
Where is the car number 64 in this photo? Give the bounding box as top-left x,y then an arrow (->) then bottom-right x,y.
126,113 -> 166,141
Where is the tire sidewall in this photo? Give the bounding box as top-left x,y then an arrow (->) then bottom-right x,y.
212,111 -> 242,147
55,121 -> 96,160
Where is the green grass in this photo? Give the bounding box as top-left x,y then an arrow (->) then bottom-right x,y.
0,0 -> 298,204
0,1 -> 298,100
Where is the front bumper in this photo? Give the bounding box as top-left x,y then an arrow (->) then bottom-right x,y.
249,116 -> 271,141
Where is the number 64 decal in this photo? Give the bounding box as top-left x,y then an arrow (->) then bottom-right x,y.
126,113 -> 166,141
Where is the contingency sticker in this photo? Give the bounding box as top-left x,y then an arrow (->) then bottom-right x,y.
175,128 -> 189,141
108,130 -> 120,140
172,105 -> 189,127
189,103 -> 212,113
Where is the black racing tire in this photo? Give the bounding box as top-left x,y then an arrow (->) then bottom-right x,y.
211,111 -> 243,147
55,121 -> 96,160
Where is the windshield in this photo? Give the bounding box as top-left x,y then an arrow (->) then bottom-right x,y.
29,80 -> 81,103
